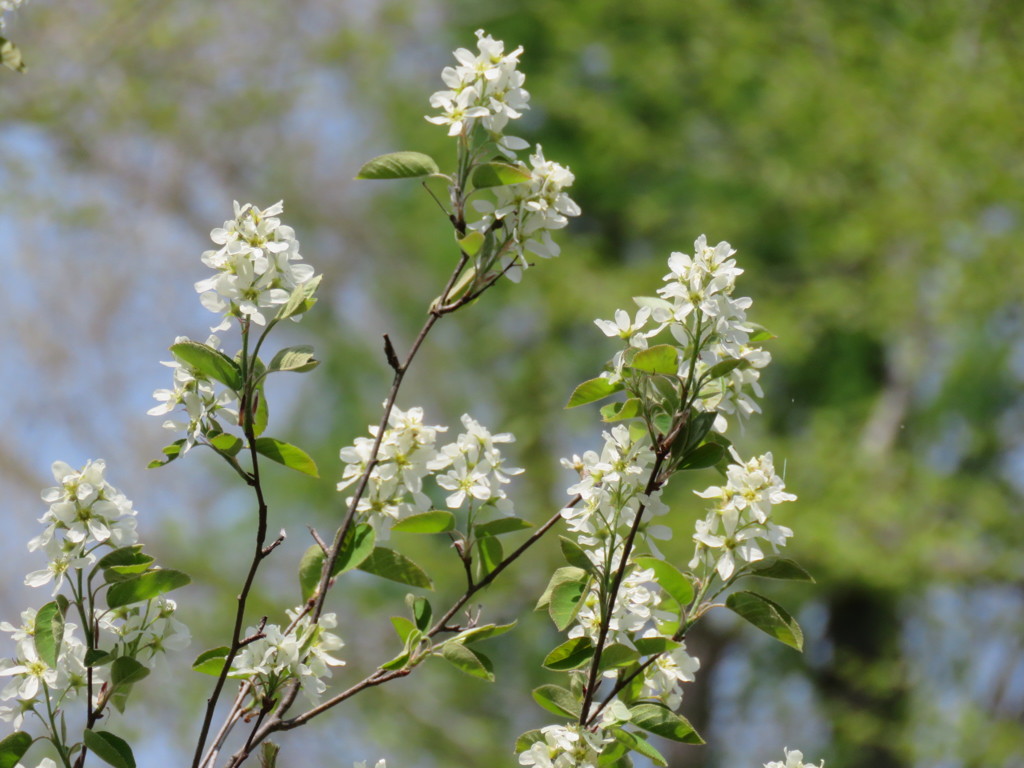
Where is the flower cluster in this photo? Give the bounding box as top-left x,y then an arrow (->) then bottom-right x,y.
0,611 -> 94,728
596,236 -> 770,434
426,29 -> 530,149
471,146 -> 581,275
195,201 -> 316,332
148,334 -> 239,452
229,609 -> 344,705
518,724 -> 605,768
338,407 -> 522,534
27,460 -> 139,593
764,748 -> 825,768
99,597 -> 191,659
690,449 -> 797,581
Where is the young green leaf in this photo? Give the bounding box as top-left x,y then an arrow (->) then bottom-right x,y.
106,569 -> 191,609
450,621 -> 516,646
633,636 -> 681,656
532,684 -> 581,718
600,398 -> 642,422
704,357 -> 748,380
111,657 -> 150,689
726,591 -> 804,651
34,601 -> 65,669
609,727 -> 668,767
148,439 -> 186,468
514,730 -> 545,753
440,642 -> 495,682
356,151 -> 441,179
0,731 -> 31,768
470,162 -> 532,188
476,535 -> 503,576
208,433 -> 244,457
597,643 -> 639,671
267,345 -> 319,374
631,556 -> 695,608
629,703 -> 703,744
85,649 -> 117,667
744,557 -> 815,582
549,578 -> 588,632
83,730 -> 136,768
297,524 -> 376,600
192,647 -> 230,676
358,547 -> 433,589
536,566 -> 588,610
277,275 -> 322,321
169,340 -> 242,390
542,637 -> 595,671
559,536 -> 598,575
567,376 -> 624,408
473,517 -> 533,537
629,344 -> 678,375
253,437 -> 319,477
390,616 -> 417,644
408,595 -> 432,631
97,546 -> 153,574
391,510 -> 455,534
457,230 -> 485,257
676,441 -> 726,471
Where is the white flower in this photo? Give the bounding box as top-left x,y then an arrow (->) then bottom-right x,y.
764,748 -> 825,768
642,641 -> 700,709
196,201 -> 316,331
519,724 -> 605,768
0,641 -> 56,701
353,762 -> 386,768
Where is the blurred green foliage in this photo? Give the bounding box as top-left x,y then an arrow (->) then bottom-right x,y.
3,1 -> 1022,767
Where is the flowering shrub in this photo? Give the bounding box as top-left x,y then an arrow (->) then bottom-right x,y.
0,22 -> 823,768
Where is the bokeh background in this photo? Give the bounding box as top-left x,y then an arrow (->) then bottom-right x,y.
1,1 -> 1022,767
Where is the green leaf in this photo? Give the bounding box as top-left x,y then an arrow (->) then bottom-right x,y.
148,439 -> 186,468
390,616 -> 417,644
34,601 -> 65,669
677,441 -> 726,471
543,637 -> 595,671
456,230 -> 485,258
629,345 -> 679,375
0,732 -> 31,768
0,38 -> 26,73
192,647 -> 230,676
567,376 -> 624,408
536,566 -> 587,610
632,556 -> 695,607
473,517 -> 533,537
356,151 -> 440,179
209,433 -> 243,457
747,324 -> 776,342
391,510 -> 455,533
514,730 -> 545,754
450,621 -> 516,645
297,524 -> 376,600
267,345 -> 319,374
334,523 -> 377,572
476,535 -> 503,576
745,557 -> 815,582
629,703 -> 703,744
106,570 -> 191,609
549,577 -> 588,632
532,684 -> 581,718
705,357 -> 748,380
358,547 -> 433,589
170,340 -> 242,390
633,636 -> 681,656
559,536 -> 597,575
440,642 -> 494,681
407,594 -> 432,631
97,546 -> 153,574
83,730 -> 136,768
253,437 -> 319,477
111,657 -> 150,689
470,161 -> 532,188
598,643 -> 639,671
277,274 -> 322,321
600,397 -> 642,422
726,591 -> 804,651
610,727 -> 668,767
597,738 -> 630,768
85,649 -> 117,667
